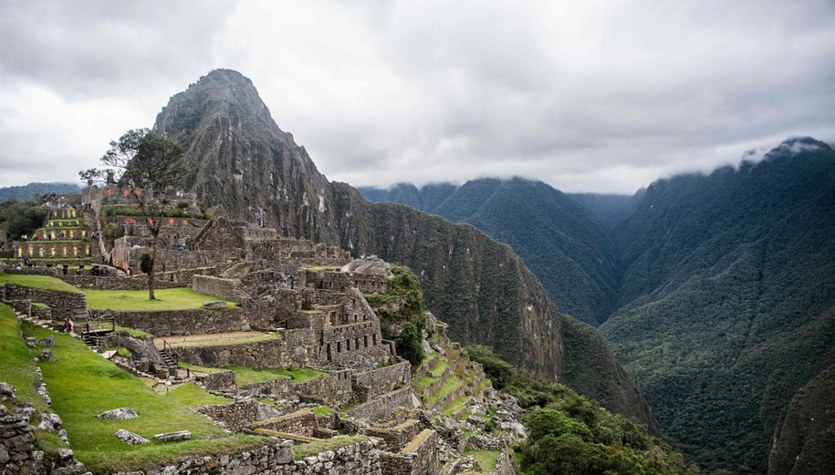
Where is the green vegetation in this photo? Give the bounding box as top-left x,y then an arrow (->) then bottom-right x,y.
423,375 -> 462,408
464,345 -> 694,475
0,304 -> 47,412
312,405 -> 334,417
0,273 -> 83,293
7,314 -> 264,472
464,450 -> 500,471
0,198 -> 49,241
178,362 -> 326,385
84,288 -> 237,311
163,382 -> 231,407
364,265 -> 425,365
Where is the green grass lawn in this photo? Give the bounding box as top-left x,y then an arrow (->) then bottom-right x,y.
84,288 -> 238,311
21,321 -> 265,473
464,450 -> 501,471
0,273 -> 83,294
0,303 -> 47,410
163,383 -> 231,408
179,362 -> 327,385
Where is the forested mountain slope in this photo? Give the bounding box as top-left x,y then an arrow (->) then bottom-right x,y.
602,138 -> 835,471
359,178 -> 623,325
150,69 -> 653,426
360,138 -> 835,473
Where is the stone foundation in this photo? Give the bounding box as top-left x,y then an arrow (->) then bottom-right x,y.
378,429 -> 440,475
349,387 -> 417,422
90,307 -> 267,337
107,438 -> 382,475
2,284 -> 87,320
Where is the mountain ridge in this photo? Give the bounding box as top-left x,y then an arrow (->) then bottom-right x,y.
150,68 -> 654,427
359,138 -> 835,472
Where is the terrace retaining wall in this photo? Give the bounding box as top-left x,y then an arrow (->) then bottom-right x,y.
107,438 -> 382,475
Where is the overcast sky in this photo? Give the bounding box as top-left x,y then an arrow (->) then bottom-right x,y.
1,0 -> 833,194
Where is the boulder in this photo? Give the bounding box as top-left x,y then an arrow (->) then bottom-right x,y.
115,429 -> 149,445
202,301 -> 228,310
154,430 -> 192,442
38,349 -> 56,362
97,407 -> 139,420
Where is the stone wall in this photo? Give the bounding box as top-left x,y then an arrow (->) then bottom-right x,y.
198,371 -> 237,392
0,400 -> 37,474
90,308 -> 263,337
108,438 -> 382,475
348,387 -> 417,423
378,429 -> 440,475
240,378 -> 293,399
494,450 -> 517,475
293,370 -> 353,406
2,284 -> 87,320
251,409 -> 317,437
366,419 -> 422,452
174,330 -> 314,369
353,362 -> 411,403
60,275 -> 182,290
319,320 -> 392,369
197,400 -> 260,433
192,275 -> 246,301
238,370 -> 352,407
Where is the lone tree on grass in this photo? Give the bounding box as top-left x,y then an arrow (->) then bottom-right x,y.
80,128 -> 186,300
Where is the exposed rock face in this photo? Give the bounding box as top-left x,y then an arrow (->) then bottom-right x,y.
152,69 -> 652,426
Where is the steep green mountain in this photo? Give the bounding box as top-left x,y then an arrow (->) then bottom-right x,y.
602,138 -> 835,472
151,69 -> 653,426
0,182 -> 81,203
360,178 -> 622,326
768,363 -> 835,475
360,139 -> 835,473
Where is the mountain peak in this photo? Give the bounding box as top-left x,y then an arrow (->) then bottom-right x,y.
767,136 -> 832,158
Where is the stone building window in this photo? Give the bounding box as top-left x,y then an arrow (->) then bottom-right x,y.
364,335 -> 368,348
337,342 -> 341,353
373,334 -> 377,346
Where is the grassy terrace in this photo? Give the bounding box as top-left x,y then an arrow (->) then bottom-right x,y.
85,288 -> 238,311
179,363 -> 327,385
163,382 -> 231,408
424,375 -> 462,408
0,273 -> 83,293
464,450 -> 501,471
13,317 -> 265,473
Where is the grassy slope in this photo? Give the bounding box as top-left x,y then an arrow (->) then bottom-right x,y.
20,321 -> 264,473
0,273 -> 83,293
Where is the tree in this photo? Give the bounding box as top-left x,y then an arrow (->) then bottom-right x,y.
80,128 -> 185,300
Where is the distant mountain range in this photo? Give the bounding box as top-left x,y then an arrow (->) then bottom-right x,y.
0,182 -> 81,203
359,137 -> 835,473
